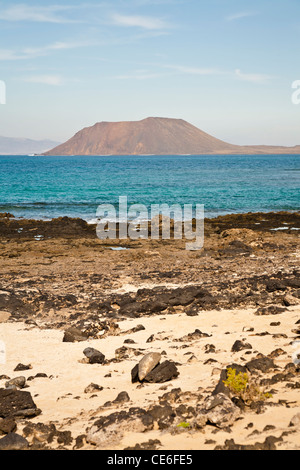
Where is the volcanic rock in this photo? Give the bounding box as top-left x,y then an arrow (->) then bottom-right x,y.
83,347 -> 105,364
0,433 -> 29,450
138,352 -> 161,381
143,361 -> 179,383
0,389 -> 40,419
63,327 -> 88,343
204,393 -> 241,428
231,340 -> 253,352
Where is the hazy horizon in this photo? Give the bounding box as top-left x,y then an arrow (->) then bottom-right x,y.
0,0 -> 300,146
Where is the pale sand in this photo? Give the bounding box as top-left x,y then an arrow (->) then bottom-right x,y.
1,306 -> 299,450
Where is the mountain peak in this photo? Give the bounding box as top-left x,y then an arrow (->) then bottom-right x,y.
45,117 -> 234,156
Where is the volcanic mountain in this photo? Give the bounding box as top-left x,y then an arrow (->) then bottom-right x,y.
44,117 -> 300,156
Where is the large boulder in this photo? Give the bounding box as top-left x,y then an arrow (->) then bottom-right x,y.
0,433 -> 29,450
131,354 -> 179,384
143,361 -> 179,383
0,389 -> 41,419
204,393 -> 241,428
63,327 -> 88,343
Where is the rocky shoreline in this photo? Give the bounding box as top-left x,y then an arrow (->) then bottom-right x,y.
0,211 -> 299,450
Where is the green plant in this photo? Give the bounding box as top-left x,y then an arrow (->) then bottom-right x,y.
223,368 -> 272,404
177,422 -> 190,429
223,368 -> 249,394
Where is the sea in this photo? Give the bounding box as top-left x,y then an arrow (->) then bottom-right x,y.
0,154 -> 299,222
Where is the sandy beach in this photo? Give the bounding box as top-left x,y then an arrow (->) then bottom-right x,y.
0,211 -> 299,450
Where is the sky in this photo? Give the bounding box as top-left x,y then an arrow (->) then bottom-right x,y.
0,0 -> 300,145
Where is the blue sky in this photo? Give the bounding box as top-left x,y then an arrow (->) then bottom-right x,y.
0,0 -> 299,145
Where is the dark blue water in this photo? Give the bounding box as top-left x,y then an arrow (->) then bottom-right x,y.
0,154 -> 299,221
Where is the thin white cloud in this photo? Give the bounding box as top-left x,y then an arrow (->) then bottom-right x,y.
0,40 -> 95,61
111,13 -> 169,30
114,70 -> 166,80
27,40 -> 94,54
0,49 -> 22,61
0,4 -> 79,23
21,75 -> 65,86
132,0 -> 185,4
226,11 -> 258,22
113,63 -> 227,81
112,63 -> 274,84
164,64 -> 225,76
235,69 -> 273,83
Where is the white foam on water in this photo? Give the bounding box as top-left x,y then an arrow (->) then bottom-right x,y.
271,227 -> 300,231
108,247 -> 128,251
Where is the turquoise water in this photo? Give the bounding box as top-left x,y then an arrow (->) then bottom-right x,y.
0,154 -> 299,221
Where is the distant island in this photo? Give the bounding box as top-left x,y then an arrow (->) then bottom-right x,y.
44,117 -> 300,156
0,136 -> 61,156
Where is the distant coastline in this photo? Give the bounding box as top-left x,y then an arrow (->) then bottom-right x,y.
2,117 -> 300,156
